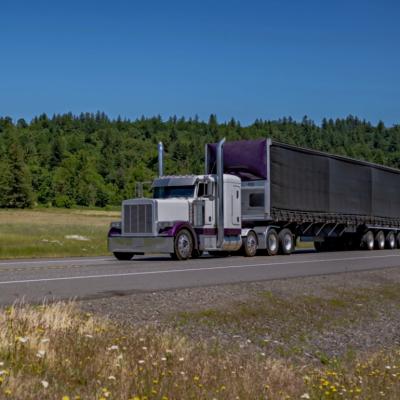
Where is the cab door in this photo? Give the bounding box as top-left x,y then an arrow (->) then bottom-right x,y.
231,184 -> 241,226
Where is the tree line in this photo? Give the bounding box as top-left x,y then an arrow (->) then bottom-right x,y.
0,112 -> 399,208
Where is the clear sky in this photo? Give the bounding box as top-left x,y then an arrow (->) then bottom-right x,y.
1,0 -> 399,126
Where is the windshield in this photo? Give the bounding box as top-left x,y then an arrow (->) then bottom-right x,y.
153,185 -> 195,199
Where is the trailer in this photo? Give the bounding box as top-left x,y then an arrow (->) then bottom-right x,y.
108,138 -> 400,260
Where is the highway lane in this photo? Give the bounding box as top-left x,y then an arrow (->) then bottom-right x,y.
1,250 -> 400,305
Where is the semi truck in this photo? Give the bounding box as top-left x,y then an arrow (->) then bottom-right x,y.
108,138 -> 400,260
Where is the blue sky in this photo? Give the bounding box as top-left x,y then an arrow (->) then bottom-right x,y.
1,0 -> 399,125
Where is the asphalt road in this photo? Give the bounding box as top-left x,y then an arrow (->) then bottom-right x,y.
1,249 -> 400,305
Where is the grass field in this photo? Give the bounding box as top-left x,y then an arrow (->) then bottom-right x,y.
0,209 -> 120,259
0,208 -> 314,259
1,291 -> 399,400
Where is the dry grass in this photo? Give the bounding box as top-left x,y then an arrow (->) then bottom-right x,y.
0,209 -> 119,259
0,302 -> 400,399
0,303 -> 303,400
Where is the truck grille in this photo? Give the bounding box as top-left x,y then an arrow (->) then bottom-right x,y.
123,203 -> 153,234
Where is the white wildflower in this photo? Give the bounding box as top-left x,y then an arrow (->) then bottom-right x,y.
36,350 -> 46,358
17,336 -> 29,343
64,235 -> 90,241
301,394 -> 310,399
107,345 -> 119,351
138,360 -> 145,364
85,334 -> 93,339
40,338 -> 50,344
179,357 -> 184,362
41,380 -> 49,389
108,375 -> 116,381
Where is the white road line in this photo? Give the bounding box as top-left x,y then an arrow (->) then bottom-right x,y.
0,258 -> 111,266
0,254 -> 399,285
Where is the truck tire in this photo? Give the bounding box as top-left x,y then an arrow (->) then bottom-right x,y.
242,231 -> 258,257
375,231 -> 385,250
278,228 -> 295,255
397,232 -> 400,249
385,232 -> 396,249
113,252 -> 134,261
173,229 -> 193,260
361,231 -> 374,250
265,229 -> 279,256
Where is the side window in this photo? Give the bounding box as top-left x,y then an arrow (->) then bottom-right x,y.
197,183 -> 206,197
249,193 -> 264,207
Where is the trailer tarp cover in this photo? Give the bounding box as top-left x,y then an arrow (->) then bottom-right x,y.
207,139 -> 267,180
208,138 -> 400,220
270,144 -> 400,219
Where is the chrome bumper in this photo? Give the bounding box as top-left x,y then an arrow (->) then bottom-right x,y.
108,235 -> 174,254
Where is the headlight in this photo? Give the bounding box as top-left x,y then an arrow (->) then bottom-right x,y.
157,221 -> 173,230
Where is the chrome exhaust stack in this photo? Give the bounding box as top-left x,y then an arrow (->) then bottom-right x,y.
158,142 -> 164,177
216,138 -> 225,248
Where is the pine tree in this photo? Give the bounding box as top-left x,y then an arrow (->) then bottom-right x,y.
0,142 -> 34,208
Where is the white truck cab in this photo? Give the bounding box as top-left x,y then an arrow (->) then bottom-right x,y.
108,152 -> 243,260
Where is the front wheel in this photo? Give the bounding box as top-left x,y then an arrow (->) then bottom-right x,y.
113,252 -> 134,261
173,229 -> 193,260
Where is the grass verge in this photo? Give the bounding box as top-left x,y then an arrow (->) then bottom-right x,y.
0,209 -> 119,259
0,292 -> 400,399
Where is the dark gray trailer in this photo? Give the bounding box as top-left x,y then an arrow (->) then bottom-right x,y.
206,138 -> 400,254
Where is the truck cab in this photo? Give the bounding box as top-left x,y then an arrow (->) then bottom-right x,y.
108,170 -> 243,260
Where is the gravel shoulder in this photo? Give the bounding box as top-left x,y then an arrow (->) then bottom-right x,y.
81,266 -> 400,363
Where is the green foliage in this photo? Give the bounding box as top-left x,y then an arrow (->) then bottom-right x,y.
0,113 -> 399,208
0,137 -> 34,208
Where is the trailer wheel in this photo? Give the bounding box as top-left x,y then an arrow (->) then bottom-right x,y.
361,231 -> 374,250
397,233 -> 400,249
113,252 -> 134,261
242,231 -> 258,257
173,229 -> 193,260
278,229 -> 295,255
385,232 -> 396,249
375,231 -> 385,250
265,229 -> 279,256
